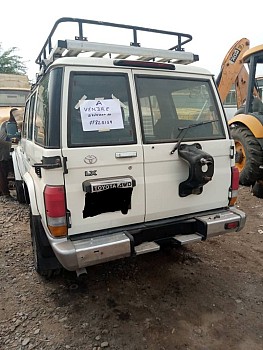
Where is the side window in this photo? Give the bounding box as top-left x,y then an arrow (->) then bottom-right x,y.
28,93 -> 36,140
34,75 -> 49,146
22,101 -> 30,138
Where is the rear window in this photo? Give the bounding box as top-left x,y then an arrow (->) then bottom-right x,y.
135,76 -> 225,143
68,73 -> 136,147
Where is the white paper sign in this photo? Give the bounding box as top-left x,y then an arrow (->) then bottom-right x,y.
79,99 -> 124,131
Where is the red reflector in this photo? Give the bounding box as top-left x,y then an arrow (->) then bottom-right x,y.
44,185 -> 66,217
225,221 -> 239,230
231,166 -> 239,190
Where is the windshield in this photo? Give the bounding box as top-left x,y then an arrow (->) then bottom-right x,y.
135,76 -> 225,143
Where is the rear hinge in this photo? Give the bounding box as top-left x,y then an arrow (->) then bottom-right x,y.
32,156 -> 62,178
66,210 -> 71,228
230,145 -> 235,159
63,156 -> 68,174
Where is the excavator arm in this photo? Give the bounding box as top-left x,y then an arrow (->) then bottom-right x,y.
216,38 -> 250,108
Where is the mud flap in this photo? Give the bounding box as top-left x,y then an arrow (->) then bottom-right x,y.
178,143 -> 214,197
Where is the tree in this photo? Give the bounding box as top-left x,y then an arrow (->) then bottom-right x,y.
0,44 -> 27,74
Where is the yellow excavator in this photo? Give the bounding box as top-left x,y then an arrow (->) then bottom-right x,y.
216,38 -> 263,197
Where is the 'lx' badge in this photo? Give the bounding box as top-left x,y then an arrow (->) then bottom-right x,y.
85,170 -> 97,176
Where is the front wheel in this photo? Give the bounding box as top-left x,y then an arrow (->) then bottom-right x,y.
230,125 -> 263,186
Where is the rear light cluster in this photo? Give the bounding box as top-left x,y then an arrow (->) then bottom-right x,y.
44,185 -> 67,237
229,166 -> 239,206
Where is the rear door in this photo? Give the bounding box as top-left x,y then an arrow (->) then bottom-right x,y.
135,72 -> 233,222
62,68 -> 145,236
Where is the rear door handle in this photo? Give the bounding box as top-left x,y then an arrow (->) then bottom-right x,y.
115,151 -> 137,158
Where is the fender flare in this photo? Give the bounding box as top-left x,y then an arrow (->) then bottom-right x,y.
228,114 -> 263,138
23,172 -> 39,216
11,150 -> 22,181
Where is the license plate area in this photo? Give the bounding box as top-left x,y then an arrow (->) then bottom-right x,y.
82,176 -> 136,217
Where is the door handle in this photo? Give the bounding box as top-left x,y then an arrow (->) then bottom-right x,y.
115,151 -> 137,158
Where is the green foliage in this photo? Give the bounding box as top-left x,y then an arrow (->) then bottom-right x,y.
0,44 -> 27,74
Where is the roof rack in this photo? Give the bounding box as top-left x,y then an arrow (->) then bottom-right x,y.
35,17 -> 199,76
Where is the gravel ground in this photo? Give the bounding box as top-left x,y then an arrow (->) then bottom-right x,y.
0,186 -> 263,350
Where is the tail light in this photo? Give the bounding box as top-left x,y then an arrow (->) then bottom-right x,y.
229,166 -> 239,206
44,185 -> 67,237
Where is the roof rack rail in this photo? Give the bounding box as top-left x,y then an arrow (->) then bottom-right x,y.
35,17 -> 199,76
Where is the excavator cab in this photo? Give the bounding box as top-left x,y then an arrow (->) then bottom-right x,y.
241,46 -> 263,114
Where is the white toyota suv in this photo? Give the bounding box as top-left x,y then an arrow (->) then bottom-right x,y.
10,18 -> 246,277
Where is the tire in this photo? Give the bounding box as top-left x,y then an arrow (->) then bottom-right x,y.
30,210 -> 62,277
230,125 -> 263,186
252,181 -> 263,198
15,180 -> 26,204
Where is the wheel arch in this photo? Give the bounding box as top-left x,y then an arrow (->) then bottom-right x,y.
11,151 -> 22,181
23,172 -> 39,215
228,114 -> 263,138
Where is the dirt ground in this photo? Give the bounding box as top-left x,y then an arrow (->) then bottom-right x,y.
0,186 -> 262,350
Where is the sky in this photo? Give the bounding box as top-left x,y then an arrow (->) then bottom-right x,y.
1,0 -> 263,82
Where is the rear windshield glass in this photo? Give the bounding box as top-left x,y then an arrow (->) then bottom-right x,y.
68,73 -> 136,147
135,76 -> 225,143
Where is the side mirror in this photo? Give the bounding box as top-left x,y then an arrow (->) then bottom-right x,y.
6,121 -> 20,141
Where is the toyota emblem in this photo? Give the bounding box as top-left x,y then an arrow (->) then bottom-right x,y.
84,155 -> 97,164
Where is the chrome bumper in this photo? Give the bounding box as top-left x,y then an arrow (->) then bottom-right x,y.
49,206 -> 246,271
195,207 -> 246,238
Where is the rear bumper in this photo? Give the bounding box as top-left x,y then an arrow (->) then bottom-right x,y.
49,206 -> 246,271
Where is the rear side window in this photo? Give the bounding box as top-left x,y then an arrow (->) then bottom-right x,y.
68,73 -> 136,147
34,76 -> 49,146
136,76 -> 225,143
28,93 -> 36,140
